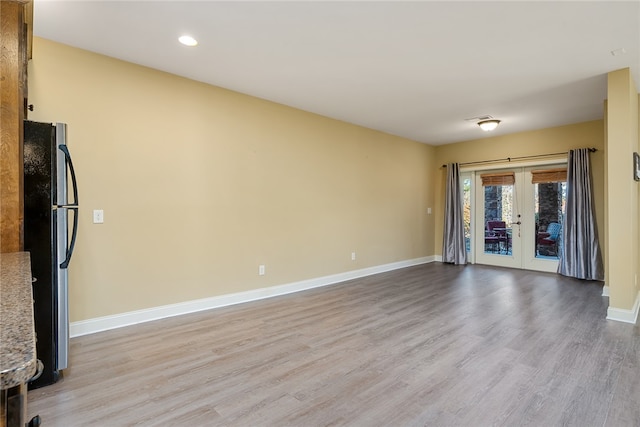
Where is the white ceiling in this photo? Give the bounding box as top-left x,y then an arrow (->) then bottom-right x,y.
33,1 -> 640,145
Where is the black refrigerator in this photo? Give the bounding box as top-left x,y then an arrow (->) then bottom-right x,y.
23,120 -> 79,389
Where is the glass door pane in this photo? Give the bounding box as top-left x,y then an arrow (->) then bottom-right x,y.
474,168 -> 522,269
522,165 -> 566,272
483,183 -> 513,256
534,182 -> 565,260
463,176 -> 471,254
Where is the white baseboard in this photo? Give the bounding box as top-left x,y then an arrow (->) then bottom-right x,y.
434,255 -> 443,262
606,291 -> 640,324
70,256 -> 436,338
602,285 -> 610,297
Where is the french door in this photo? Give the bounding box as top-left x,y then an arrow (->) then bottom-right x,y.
466,164 -> 566,272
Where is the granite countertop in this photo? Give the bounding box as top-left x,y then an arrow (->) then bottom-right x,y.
0,252 -> 37,389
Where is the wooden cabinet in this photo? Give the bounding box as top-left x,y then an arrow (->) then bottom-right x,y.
0,1 -> 32,254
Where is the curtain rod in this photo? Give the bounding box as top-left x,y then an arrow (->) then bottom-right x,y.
441,147 -> 597,168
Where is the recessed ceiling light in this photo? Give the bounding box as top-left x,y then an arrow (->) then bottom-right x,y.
179,35 -> 198,47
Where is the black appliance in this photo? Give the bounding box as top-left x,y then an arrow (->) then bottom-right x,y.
23,120 -> 78,389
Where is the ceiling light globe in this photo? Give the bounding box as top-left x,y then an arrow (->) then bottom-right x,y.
478,119 -> 500,131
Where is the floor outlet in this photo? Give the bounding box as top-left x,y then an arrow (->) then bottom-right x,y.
259,265 -> 266,276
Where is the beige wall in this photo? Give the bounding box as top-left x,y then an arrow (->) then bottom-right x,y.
28,37 -> 635,324
433,121 -> 606,257
28,38 -> 436,322
606,68 -> 639,311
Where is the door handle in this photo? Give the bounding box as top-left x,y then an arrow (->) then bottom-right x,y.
58,144 -> 78,207
60,207 -> 78,269
510,220 -> 522,237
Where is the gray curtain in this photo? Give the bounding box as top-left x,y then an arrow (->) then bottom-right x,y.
558,149 -> 604,280
442,163 -> 467,264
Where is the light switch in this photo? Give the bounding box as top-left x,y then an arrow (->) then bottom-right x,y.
93,209 -> 104,224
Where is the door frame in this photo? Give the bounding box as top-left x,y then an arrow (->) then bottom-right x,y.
462,159 -> 567,272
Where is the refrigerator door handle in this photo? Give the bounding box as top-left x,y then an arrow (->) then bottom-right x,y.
60,206 -> 78,269
58,143 -> 78,269
58,144 -> 79,207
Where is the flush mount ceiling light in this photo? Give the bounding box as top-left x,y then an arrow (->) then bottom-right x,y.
478,119 -> 501,131
178,35 -> 198,47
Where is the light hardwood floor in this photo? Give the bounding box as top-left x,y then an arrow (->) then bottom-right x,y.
28,263 -> 640,426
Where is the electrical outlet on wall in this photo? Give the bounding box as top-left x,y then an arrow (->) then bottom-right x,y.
351,252 -> 356,261
93,209 -> 104,224
259,265 -> 266,276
